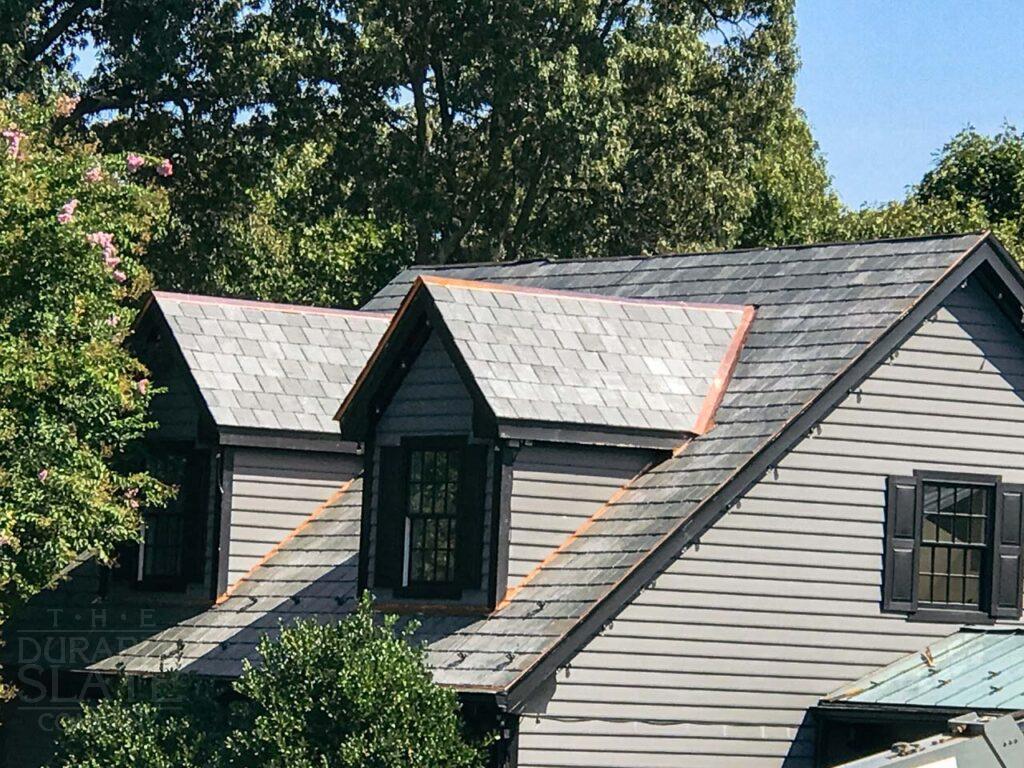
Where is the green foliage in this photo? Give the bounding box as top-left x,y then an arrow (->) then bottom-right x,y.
813,127 -> 1024,259
5,0 -> 800,298
227,594 -> 485,767
736,105 -> 841,247
56,596 -> 486,768
54,678 -> 225,768
0,94 -> 170,624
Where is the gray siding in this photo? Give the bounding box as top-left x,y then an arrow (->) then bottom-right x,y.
517,279 -> 1024,767
377,331 -> 473,440
226,447 -> 362,585
507,445 -> 655,586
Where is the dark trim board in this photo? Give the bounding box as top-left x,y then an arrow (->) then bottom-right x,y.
498,423 -> 682,451
217,429 -> 358,454
501,234 -> 1016,712
213,446 -> 235,598
356,438 -> 376,598
488,444 -> 516,608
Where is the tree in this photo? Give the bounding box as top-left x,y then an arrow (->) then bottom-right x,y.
815,127 -> 1024,259
0,94 -> 169,629
53,678 -> 224,768
4,1 -> 801,299
735,105 -> 841,248
55,595 -> 487,768
226,595 -> 485,767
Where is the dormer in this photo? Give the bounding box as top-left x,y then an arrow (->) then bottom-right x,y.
337,276 -> 754,611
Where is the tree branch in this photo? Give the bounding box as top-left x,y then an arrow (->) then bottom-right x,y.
23,0 -> 99,64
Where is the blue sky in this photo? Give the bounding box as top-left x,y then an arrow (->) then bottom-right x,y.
796,1 -> 1024,207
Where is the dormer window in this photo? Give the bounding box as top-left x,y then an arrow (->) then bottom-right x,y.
375,438 -> 488,600
404,445 -> 462,588
130,445 -> 211,591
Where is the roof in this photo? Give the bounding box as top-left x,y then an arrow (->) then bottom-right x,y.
93,478 -> 364,677
338,275 -> 755,445
101,233 -> 1024,704
821,629 -> 1024,712
145,292 -> 390,436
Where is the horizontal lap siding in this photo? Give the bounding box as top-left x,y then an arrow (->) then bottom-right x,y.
517,279 -> 1024,767
227,448 -> 361,584
507,446 -> 654,585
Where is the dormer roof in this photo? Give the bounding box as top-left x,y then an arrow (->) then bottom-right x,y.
336,276 -> 754,448
141,292 -> 390,437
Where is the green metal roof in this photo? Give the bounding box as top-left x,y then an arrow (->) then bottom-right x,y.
822,629 -> 1024,711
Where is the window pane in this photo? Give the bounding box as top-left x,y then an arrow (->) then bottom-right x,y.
404,448 -> 462,587
917,482 -> 993,611
965,576 -> 980,604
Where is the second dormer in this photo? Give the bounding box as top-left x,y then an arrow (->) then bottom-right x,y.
337,276 -> 755,612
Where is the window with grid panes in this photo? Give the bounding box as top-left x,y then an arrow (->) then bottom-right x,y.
918,481 -> 991,609
403,448 -> 461,587
884,471 -> 1024,621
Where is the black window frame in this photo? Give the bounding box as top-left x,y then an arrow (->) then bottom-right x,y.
883,470 -> 1024,623
133,443 -> 212,592
400,437 -> 465,597
374,436 -> 489,601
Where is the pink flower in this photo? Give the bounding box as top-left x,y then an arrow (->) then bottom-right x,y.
136,378 -> 149,395
86,231 -> 121,270
38,469 -> 49,483
55,94 -> 80,117
84,166 -> 104,183
156,158 -> 173,177
106,314 -> 120,327
2,128 -> 25,159
126,153 -> 144,171
86,231 -> 114,250
112,270 -> 127,283
57,198 -> 79,224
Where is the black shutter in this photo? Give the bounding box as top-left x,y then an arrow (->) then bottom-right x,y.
455,444 -> 489,590
991,483 -> 1024,619
883,476 -> 919,613
374,447 -> 406,588
181,449 -> 211,583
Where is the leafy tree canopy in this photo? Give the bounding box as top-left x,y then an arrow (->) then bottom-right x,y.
55,595 -> 487,768
0,94 -> 170,629
4,0 -> 805,302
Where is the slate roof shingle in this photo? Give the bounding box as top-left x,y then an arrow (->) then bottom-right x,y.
100,233 -> 994,692
356,276 -> 753,438
149,292 -> 390,435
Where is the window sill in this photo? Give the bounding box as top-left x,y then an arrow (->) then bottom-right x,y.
373,600 -> 490,616
905,607 -> 997,625
393,584 -> 463,600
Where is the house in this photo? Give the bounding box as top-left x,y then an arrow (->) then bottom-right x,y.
0,291 -> 389,765
6,231 -> 1024,768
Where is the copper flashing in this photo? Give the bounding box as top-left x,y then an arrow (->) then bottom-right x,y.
691,304 -> 757,436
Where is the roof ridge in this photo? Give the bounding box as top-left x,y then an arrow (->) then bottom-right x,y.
152,290 -> 392,319
418,274 -> 750,313
405,231 -> 987,271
